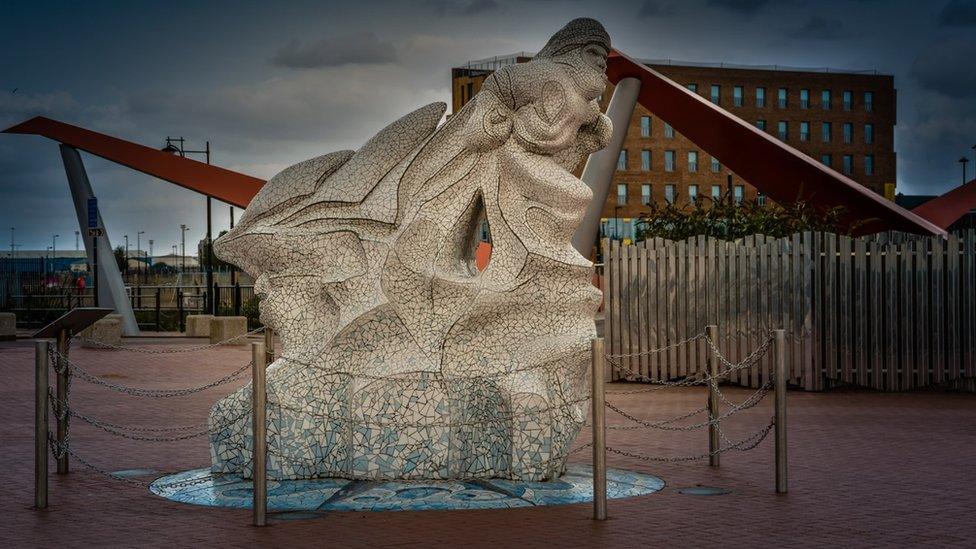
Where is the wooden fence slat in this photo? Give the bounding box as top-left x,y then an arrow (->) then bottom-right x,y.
902,241 -> 915,391
964,230 -> 975,379
869,240 -> 883,389
611,239 -> 622,381
946,234 -> 960,382
666,240 -> 678,379
825,234 -> 837,383
885,241 -> 898,391
914,240 -> 928,390
931,237 -> 945,385
838,235 -> 852,383
656,244 -> 668,381
854,238 -> 867,386
698,235 -> 708,374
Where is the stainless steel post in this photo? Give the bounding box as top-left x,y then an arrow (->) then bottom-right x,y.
56,329 -> 70,474
591,337 -> 607,520
35,340 -> 49,508
264,328 -> 275,365
251,341 -> 267,526
774,329 -> 788,494
707,325 -> 720,467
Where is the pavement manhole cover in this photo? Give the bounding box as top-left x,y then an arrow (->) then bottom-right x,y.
110,469 -> 158,478
676,486 -> 733,496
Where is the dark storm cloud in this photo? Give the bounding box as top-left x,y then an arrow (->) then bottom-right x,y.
423,0 -> 500,16
271,32 -> 398,68
792,16 -> 846,40
704,0 -> 772,15
938,0 -> 976,26
909,35 -> 976,99
637,0 -> 676,17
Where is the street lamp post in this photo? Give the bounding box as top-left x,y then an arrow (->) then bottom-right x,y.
180,224 -> 188,274
74,230 -> 79,251
162,137 -> 215,314
148,239 -> 154,282
137,230 -> 145,282
8,227 -> 13,258
962,157 -> 971,187
123,234 -> 129,279
52,234 -> 59,270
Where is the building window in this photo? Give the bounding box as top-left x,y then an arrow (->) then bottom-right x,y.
757,193 -> 767,206
843,155 -> 853,175
665,150 -> 676,172
821,89 -> 831,110
865,155 -> 874,176
711,157 -> 720,173
800,121 -> 810,142
665,184 -> 676,204
822,122 -> 832,143
687,83 -> 698,93
756,87 -> 766,108
778,88 -> 787,108
864,91 -> 874,112
688,151 -> 699,172
733,86 -> 743,107
778,121 -> 788,141
734,185 -> 744,204
843,90 -> 853,111
641,184 -> 652,205
800,89 -> 810,109
711,185 -> 722,200
710,84 -> 721,105
641,149 -> 651,171
821,154 -> 832,166
689,184 -> 699,203
756,119 -> 766,131
641,116 -> 651,137
622,220 -> 632,240
843,122 -> 853,144
617,150 -> 627,171
617,183 -> 628,205
865,123 -> 874,144
664,123 -> 675,139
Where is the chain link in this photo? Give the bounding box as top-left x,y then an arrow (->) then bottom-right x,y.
604,418 -> 774,463
52,349 -> 251,398
71,326 -> 266,353
604,333 -> 705,359
604,380 -> 772,431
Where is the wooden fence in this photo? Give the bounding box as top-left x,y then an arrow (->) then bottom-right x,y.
602,230 -> 976,391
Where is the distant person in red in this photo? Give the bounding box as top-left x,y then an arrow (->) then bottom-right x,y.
75,275 -> 86,295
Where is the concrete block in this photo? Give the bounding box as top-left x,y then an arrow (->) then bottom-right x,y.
79,318 -> 123,349
210,316 -> 248,346
0,312 -> 15,340
185,314 -> 214,337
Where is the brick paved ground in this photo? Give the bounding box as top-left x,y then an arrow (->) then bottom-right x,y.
2,337 -> 975,548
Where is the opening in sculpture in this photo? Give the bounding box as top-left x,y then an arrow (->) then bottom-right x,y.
209,17 -> 612,481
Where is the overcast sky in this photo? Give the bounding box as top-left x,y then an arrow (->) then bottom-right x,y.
1,0 -> 974,252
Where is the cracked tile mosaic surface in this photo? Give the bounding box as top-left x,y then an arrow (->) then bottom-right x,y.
150,464 -> 664,511
209,18 -> 613,481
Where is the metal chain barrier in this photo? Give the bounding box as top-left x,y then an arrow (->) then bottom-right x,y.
71,326 -> 266,353
604,380 -> 772,431
604,418 -> 775,463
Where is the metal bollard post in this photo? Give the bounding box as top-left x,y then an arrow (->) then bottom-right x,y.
251,341 -> 267,526
263,328 -> 275,366
35,340 -> 49,509
774,329 -> 788,494
706,325 -> 720,467
56,329 -> 70,474
591,337 -> 607,520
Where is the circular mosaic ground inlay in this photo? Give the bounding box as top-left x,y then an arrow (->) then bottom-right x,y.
150,464 -> 664,512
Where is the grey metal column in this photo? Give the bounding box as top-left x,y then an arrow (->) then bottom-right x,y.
60,145 -> 140,335
573,77 -> 642,256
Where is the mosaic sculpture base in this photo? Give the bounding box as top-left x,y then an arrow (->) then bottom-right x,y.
150,464 -> 663,512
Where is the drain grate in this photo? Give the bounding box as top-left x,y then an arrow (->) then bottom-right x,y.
676,486 -> 733,496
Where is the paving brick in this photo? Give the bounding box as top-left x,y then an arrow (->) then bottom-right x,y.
0,337 -> 974,548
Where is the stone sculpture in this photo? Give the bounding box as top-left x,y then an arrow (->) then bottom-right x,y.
209,17 -> 612,481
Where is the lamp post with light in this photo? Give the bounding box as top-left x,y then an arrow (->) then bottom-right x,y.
137,230 -> 145,282
179,224 -> 189,274
962,157 -> 971,187
162,137 -> 216,314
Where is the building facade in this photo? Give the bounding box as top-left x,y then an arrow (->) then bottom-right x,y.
451,55 -> 896,243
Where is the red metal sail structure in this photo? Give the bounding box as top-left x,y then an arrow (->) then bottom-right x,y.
2,53 -> 965,235
3,116 -> 265,208
605,50 -> 946,236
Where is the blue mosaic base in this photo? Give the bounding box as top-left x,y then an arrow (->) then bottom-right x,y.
149,464 -> 664,512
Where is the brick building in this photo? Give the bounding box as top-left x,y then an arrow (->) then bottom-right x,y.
452,55 -> 896,243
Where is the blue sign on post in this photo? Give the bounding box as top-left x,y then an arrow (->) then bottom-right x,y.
87,198 -> 98,228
